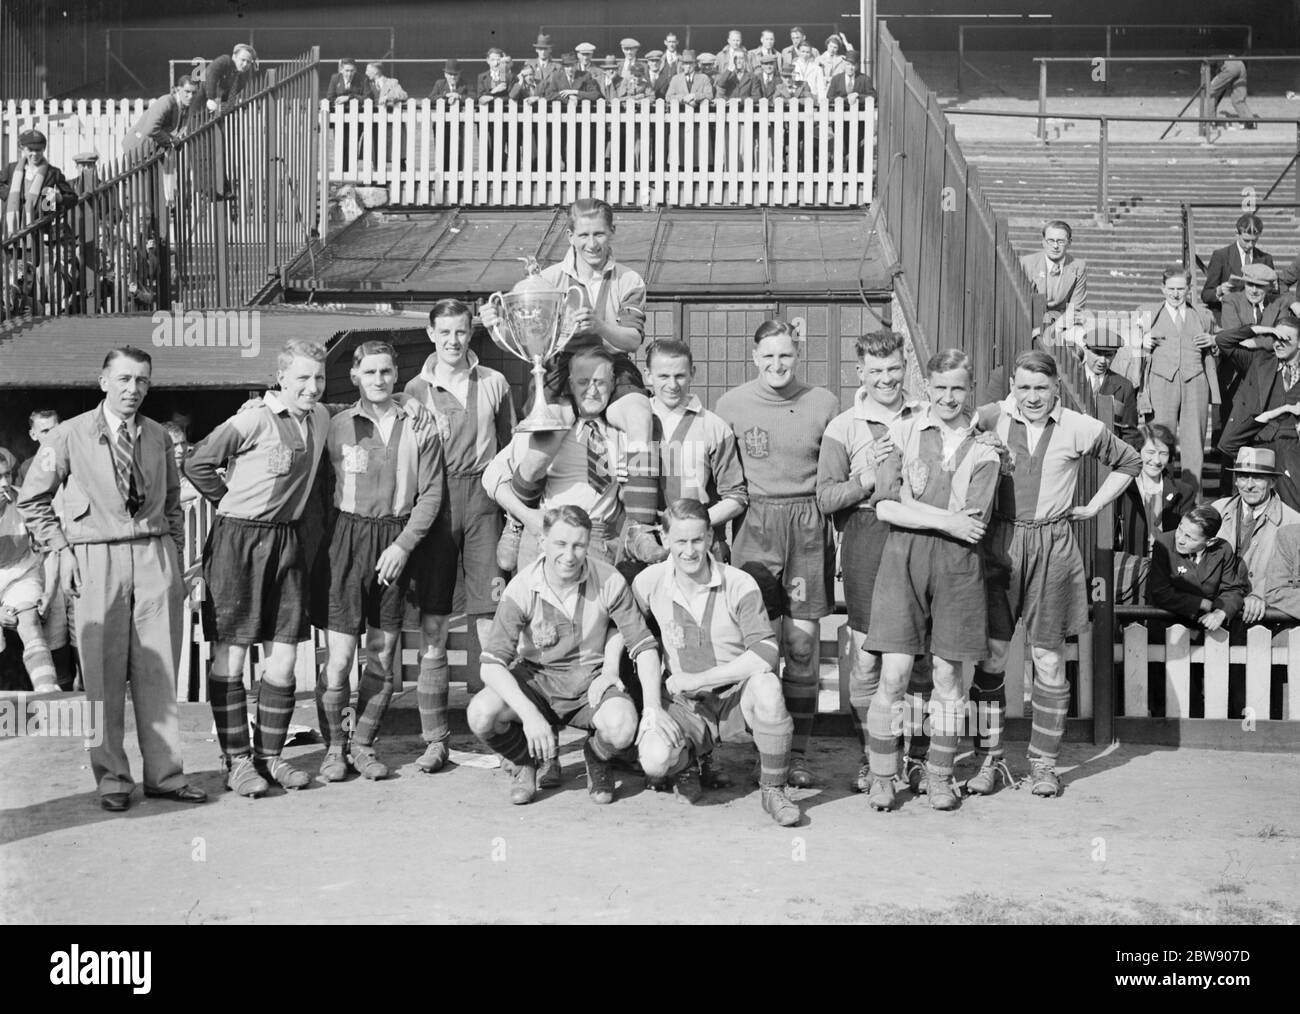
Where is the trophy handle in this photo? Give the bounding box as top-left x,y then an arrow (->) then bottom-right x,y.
554,284 -> 588,354
483,291 -> 523,359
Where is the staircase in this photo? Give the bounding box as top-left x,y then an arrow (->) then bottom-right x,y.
963,141 -> 1300,308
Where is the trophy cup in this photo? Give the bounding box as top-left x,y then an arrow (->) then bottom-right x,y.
484,258 -> 585,433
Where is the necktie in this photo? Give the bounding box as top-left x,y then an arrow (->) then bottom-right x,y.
585,420 -> 610,494
1238,505 -> 1254,558
1283,361 -> 1300,391
1255,305 -> 1262,325
114,423 -> 142,515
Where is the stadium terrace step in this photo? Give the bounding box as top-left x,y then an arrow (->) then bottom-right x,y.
962,140 -> 1300,307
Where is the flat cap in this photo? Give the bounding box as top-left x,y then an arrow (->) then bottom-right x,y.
575,42 -> 596,55
620,38 -> 640,49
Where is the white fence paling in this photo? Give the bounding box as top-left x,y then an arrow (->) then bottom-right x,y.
1117,623 -> 1299,721
2,98 -> 148,169
323,96 -> 876,207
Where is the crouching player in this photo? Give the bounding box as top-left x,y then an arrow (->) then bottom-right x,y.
467,505 -> 681,805
0,447 -> 59,692
311,341 -> 444,782
632,499 -> 802,826
863,350 -> 1003,811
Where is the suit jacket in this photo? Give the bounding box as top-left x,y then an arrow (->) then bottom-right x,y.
1148,532 -> 1249,622
1220,289 -> 1293,330
748,47 -> 780,71
1093,370 -> 1141,447
1117,472 -> 1197,557
827,71 -> 873,101
476,70 -> 515,102
541,70 -> 600,102
739,73 -> 791,100
1201,242 -> 1274,311
525,61 -> 566,94
666,71 -> 715,101
429,76 -> 474,101
715,68 -> 754,99
1215,323 -> 1300,456
643,67 -> 673,99
124,93 -> 189,155
1019,251 -> 1088,317
203,54 -> 254,107
1210,492 -> 1300,589
326,72 -> 373,104
1263,524 -> 1300,619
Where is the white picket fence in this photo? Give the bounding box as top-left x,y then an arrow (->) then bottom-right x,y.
322,97 -> 875,207
1119,623 -> 1299,721
2,98 -> 147,169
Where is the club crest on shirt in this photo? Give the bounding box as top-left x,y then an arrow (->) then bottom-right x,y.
906,459 -> 929,497
743,427 -> 770,459
663,622 -> 687,650
341,444 -> 369,474
266,445 -> 295,476
530,617 -> 559,649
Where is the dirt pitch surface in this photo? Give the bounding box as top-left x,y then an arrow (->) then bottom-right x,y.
2,700 -> 1298,925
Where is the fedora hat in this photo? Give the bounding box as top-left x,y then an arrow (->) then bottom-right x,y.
1230,447 -> 1282,476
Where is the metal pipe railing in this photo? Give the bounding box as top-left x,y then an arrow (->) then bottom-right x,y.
945,108 -> 1300,223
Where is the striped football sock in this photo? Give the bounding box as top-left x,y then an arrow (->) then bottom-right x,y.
209,674 -> 251,758
750,713 -> 794,788
253,680 -> 297,759
481,723 -> 532,768
417,649 -> 449,744
622,448 -> 660,528
925,696 -> 965,777
353,666 -> 394,748
866,690 -> 903,779
314,671 -> 349,750
1027,679 -> 1072,763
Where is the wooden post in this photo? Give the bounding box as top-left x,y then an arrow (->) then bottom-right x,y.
1103,27 -> 1111,96
306,47 -> 322,240
1091,395 -> 1117,744
956,25 -> 964,94
1097,117 -> 1109,224
1036,60 -> 1047,141
212,119 -> 230,306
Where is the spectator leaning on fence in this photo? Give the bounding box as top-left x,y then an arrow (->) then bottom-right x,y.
365,61 -> 408,105
204,42 -> 257,113
666,51 -> 713,104
1210,446 -> 1300,624
643,50 -> 672,99
430,59 -> 473,101
326,58 -> 371,105
478,48 -> 513,104
1148,505 -> 1249,631
124,75 -> 199,158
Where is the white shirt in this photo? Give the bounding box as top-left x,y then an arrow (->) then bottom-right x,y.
101,403 -> 139,440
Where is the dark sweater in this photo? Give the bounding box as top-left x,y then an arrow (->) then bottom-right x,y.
716,379 -> 840,498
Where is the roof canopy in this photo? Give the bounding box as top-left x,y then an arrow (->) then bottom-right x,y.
285,207 -> 892,299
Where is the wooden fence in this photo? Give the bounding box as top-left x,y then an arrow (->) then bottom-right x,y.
1,98 -> 146,168
322,97 -> 875,208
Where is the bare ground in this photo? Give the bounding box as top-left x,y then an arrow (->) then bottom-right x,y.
2,701 -> 1298,925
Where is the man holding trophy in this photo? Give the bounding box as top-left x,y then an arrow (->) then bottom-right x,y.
480,198 -> 665,570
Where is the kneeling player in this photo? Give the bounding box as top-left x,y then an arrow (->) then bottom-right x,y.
632,499 -> 801,826
467,505 -> 681,805
864,350 -> 1002,812
311,341 -> 444,782
0,447 -> 58,693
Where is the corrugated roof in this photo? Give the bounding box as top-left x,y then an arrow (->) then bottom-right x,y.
286,208 -> 892,299
0,306 -> 427,388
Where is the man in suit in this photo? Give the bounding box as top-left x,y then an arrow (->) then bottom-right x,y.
1020,220 -> 1088,334
1201,213 -> 1272,315
203,43 -> 257,114
743,54 -> 791,100
527,34 -> 565,95
827,62 -> 873,102
574,42 -> 597,76
1218,263 -> 1300,416
326,57 -> 372,105
430,59 -> 473,101
477,48 -> 514,104
749,30 -> 779,71
1075,337 -> 1141,447
643,51 -> 673,99
123,76 -> 198,157
666,50 -> 714,104
1217,315 -> 1300,511
1115,267 -> 1218,491
18,347 -> 206,813
1210,447 -> 1300,624
618,39 -> 641,82
543,53 -> 600,102
715,47 -> 754,99
662,33 -> 682,73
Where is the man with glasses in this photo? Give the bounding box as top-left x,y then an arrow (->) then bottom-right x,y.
1202,213 -> 1274,316
1217,315 -> 1300,511
1020,220 -> 1088,335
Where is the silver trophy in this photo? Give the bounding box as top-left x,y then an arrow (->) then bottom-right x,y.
484,261 -> 585,433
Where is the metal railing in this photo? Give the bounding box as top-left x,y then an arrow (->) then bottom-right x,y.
0,46 -> 320,324
944,108 -> 1300,223
1032,55 -> 1300,140
1180,202 -> 1300,283
956,22 -> 1251,93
